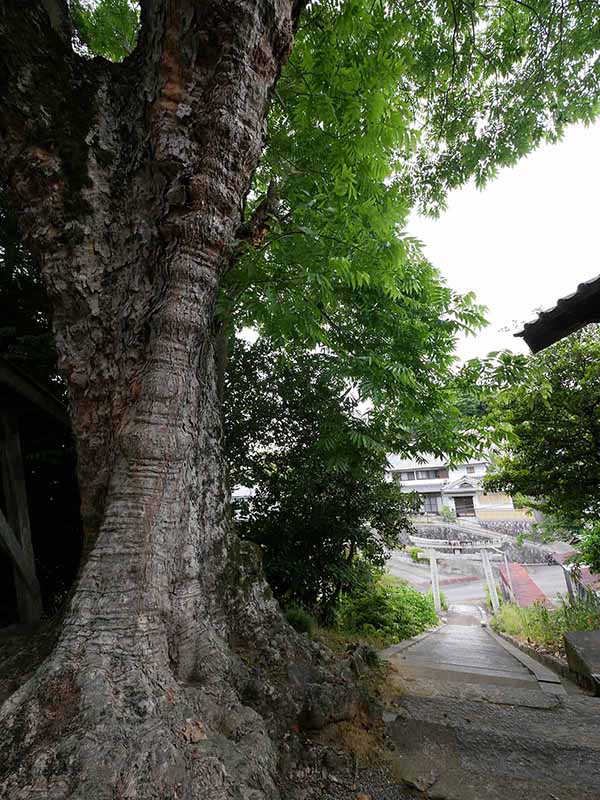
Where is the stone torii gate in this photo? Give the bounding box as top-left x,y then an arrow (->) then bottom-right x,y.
410,535 -> 503,614
0,358 -> 69,625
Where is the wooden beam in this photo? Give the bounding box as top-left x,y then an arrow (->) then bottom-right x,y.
0,507 -> 36,592
416,551 -> 503,563
482,548 -> 500,612
0,412 -> 42,623
0,358 -> 69,426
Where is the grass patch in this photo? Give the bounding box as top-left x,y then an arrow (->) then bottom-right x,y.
491,593 -> 600,656
314,625 -> 392,653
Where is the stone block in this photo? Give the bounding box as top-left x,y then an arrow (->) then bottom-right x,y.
563,630 -> 600,695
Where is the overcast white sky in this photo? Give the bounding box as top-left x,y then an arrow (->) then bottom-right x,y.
408,120 -> 600,362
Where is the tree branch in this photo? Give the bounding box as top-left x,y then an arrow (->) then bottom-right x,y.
237,181 -> 281,250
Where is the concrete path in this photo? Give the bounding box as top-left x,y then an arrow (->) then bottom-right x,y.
382,605 -> 600,800
527,563 -> 571,600
386,615 -> 537,689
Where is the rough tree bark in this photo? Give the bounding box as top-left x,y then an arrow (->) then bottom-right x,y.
0,3 -> 368,798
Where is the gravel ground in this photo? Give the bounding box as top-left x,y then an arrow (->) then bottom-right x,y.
321,765 -> 422,799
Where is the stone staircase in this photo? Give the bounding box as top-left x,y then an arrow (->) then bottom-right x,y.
382,609 -> 600,800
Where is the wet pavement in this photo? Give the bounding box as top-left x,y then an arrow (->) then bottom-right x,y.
387,613 -> 537,689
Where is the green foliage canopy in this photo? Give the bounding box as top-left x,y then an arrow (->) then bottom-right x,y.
70,0 -> 139,61
485,327 -> 600,569
226,0 -> 600,460
224,337 -> 419,618
67,1 -> 600,464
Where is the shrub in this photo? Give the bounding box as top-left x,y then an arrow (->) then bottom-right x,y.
426,589 -> 448,611
485,584 -> 502,611
337,578 -> 438,644
491,593 -> 600,655
408,546 -> 421,563
285,603 -> 315,635
226,337 -> 419,622
439,506 -> 457,523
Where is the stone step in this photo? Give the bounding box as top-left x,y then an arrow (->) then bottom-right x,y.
391,660 -> 538,689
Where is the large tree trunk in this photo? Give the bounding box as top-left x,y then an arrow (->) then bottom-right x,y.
0,3 -> 367,797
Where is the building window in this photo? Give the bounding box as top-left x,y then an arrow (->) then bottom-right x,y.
396,470 -> 415,481
466,465 -> 475,474
421,494 -> 441,514
415,468 -> 448,479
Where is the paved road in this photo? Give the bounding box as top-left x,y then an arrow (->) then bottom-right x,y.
387,551 -> 487,603
387,550 -> 569,605
386,551 -> 434,583
527,564 -> 569,601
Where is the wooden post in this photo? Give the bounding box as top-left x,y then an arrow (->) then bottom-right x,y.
563,567 -> 575,603
0,411 -> 42,624
503,553 -> 515,602
429,549 -> 442,614
481,548 -> 500,612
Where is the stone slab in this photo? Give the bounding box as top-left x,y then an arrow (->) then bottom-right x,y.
395,624 -> 533,675
390,661 -> 537,689
386,673 -> 561,708
564,630 -> 600,695
379,623 -> 445,658
485,627 -> 562,684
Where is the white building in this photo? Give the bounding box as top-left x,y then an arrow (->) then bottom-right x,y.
386,454 -> 523,521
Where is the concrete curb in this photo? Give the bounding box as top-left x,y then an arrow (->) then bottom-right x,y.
494,630 -> 577,682
484,626 -> 567,695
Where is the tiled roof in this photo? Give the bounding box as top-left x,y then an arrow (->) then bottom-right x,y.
516,273 -> 600,353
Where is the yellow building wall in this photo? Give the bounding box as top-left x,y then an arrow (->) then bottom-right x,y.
475,508 -> 534,521
476,492 -> 512,506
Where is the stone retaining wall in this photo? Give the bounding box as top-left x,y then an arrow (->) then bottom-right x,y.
413,523 -> 550,566
478,519 -> 534,535
413,524 -> 478,541
500,541 -> 551,565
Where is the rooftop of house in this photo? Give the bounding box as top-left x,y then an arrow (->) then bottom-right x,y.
516,273 -> 600,353
387,453 -> 488,472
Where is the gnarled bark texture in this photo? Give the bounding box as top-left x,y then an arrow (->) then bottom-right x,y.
0,2 -> 368,798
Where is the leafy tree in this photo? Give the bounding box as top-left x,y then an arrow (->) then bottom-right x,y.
70,0 -> 139,61
236,463 -> 417,620
225,337 -> 418,620
2,2 -> 600,797
486,327 -> 600,569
